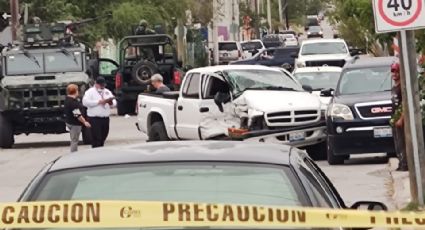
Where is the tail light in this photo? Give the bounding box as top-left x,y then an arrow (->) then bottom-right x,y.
115,72 -> 123,89
173,70 -> 182,85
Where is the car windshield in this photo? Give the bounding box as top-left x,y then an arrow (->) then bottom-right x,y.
294,71 -> 341,90
301,42 -> 347,55
241,42 -> 263,51
219,43 -> 238,51
32,163 -> 304,207
224,69 -> 303,95
338,66 -> 391,95
5,51 -> 84,75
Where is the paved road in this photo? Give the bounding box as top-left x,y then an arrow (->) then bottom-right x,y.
0,114 -> 395,209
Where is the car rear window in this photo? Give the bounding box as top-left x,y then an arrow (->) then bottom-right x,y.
219,43 -> 238,51
31,163 -> 305,206
338,66 -> 391,95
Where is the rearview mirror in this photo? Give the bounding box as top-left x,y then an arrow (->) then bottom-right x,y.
351,201 -> 387,211
214,92 -> 231,113
302,85 -> 313,93
349,48 -> 362,56
320,88 -> 334,97
290,52 -> 298,58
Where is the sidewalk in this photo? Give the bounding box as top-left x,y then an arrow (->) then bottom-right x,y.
388,158 -> 412,209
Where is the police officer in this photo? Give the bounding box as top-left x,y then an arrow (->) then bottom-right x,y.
82,77 -> 116,148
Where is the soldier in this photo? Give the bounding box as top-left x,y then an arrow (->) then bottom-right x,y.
135,19 -> 156,35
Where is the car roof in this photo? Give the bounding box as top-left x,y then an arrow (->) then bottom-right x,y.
301,39 -> 345,45
343,56 -> 397,69
294,66 -> 342,73
49,141 -> 294,172
187,64 -> 282,74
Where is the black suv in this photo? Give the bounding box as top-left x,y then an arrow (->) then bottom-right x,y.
325,57 -> 397,165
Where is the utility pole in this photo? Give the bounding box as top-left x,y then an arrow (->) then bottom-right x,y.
212,0 -> 219,65
398,30 -> 425,205
278,0 -> 283,28
10,0 -> 19,41
284,0 -> 289,30
266,0 -> 271,33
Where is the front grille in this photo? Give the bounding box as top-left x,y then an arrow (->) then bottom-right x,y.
355,102 -> 393,119
266,110 -> 319,126
305,60 -> 346,67
8,87 -> 67,109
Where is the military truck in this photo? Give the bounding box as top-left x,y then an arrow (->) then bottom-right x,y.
0,23 -> 91,148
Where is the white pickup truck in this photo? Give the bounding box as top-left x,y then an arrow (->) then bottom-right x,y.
136,65 -> 327,158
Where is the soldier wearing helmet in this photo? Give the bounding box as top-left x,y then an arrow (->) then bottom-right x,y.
391,62 -> 407,171
135,19 -> 156,35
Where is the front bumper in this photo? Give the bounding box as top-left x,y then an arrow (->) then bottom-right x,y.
238,122 -> 327,147
329,125 -> 395,155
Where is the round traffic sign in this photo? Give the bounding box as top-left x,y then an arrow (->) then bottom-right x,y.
378,0 -> 422,27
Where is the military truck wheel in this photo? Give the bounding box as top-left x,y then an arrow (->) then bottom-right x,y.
131,60 -> 159,85
81,127 -> 92,145
0,114 -> 14,148
148,122 -> 169,142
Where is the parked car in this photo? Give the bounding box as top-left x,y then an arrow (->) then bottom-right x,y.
325,57 -> 397,165
240,40 -> 266,58
136,65 -> 327,159
293,66 -> 343,106
307,26 -> 323,38
262,34 -> 286,48
218,41 -> 242,64
279,30 -> 298,39
280,34 -> 299,46
294,39 -> 355,69
18,141 -> 387,214
230,47 -> 299,71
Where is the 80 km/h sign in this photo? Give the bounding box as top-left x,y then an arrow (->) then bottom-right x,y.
373,0 -> 425,33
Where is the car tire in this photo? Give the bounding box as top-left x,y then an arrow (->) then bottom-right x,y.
117,101 -> 135,116
81,126 -> 92,145
148,122 -> 170,142
0,113 -> 14,148
306,142 -> 327,161
131,60 -> 159,86
327,136 -> 345,165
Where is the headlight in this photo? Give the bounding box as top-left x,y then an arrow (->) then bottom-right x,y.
307,32 -> 311,35
296,61 -> 305,68
319,31 -> 323,35
328,103 -> 354,120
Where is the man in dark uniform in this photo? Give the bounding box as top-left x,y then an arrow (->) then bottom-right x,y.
391,62 -> 408,171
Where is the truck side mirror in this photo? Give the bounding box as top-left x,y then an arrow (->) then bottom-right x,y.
321,88 -> 334,97
214,92 -> 231,113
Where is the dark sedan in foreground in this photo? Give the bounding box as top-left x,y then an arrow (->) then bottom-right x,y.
19,141 -> 386,219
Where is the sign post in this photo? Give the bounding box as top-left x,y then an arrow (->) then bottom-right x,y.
373,0 -> 425,205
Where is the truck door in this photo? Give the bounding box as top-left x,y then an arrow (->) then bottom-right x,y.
199,73 -> 237,139
175,73 -> 202,140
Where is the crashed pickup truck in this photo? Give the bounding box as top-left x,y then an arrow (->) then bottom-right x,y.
136,65 -> 327,156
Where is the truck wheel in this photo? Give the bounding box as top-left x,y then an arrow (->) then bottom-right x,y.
327,137 -> 345,165
0,114 -> 14,148
81,127 -> 92,145
131,60 -> 159,85
148,122 -> 170,142
306,142 -> 327,161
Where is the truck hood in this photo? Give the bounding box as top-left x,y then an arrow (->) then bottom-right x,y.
298,53 -> 351,62
238,90 -> 321,113
1,72 -> 89,88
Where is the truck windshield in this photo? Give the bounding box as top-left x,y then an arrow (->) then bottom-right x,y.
224,69 -> 303,95
5,51 -> 84,76
301,42 -> 347,55
337,67 -> 391,95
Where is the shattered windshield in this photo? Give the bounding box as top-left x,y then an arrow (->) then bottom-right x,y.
224,69 -> 303,96
5,51 -> 84,75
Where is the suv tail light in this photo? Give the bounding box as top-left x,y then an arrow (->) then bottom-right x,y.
115,72 -> 123,89
173,70 -> 182,85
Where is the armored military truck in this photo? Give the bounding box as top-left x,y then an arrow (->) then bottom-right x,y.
0,23 -> 91,148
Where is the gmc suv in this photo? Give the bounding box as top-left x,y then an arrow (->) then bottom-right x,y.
325,57 -> 397,165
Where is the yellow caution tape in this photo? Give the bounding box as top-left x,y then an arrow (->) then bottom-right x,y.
1,200 -> 425,228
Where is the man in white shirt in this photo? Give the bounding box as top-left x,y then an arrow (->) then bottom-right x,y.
83,77 -> 116,148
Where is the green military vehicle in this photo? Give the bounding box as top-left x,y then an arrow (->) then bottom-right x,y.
0,23 -> 91,148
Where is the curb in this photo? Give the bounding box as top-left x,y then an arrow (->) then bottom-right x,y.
388,157 -> 411,209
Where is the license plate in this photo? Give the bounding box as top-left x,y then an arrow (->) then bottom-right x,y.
373,127 -> 392,138
289,132 -> 306,142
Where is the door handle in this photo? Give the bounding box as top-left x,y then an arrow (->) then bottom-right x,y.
178,105 -> 183,111
200,107 -> 209,113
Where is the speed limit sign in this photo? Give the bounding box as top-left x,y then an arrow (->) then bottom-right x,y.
372,0 -> 425,33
